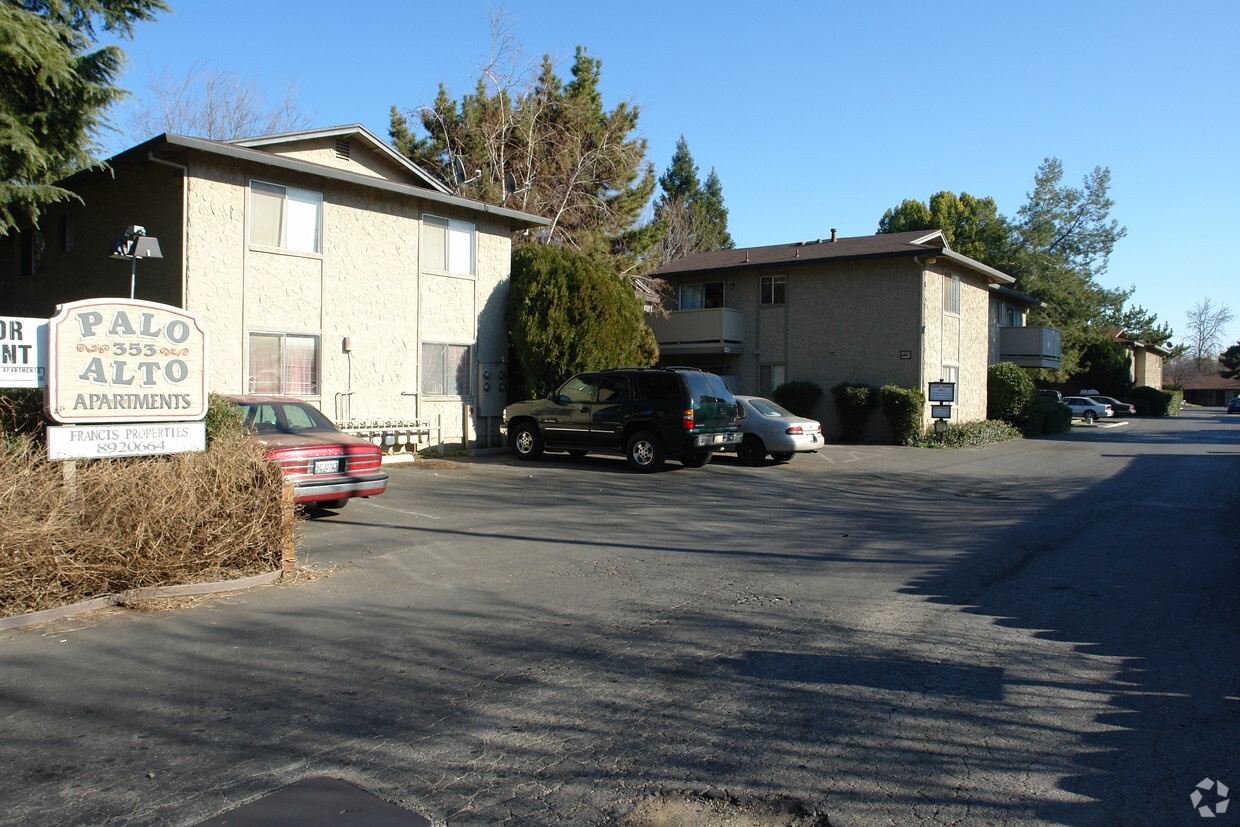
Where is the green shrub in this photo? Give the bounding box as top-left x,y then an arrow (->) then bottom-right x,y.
880,384 -> 925,446
831,382 -> 877,442
1031,397 -> 1072,435
771,380 -> 823,418
925,419 -> 1023,448
203,392 -> 245,444
987,362 -> 1036,426
1128,386 -> 1182,416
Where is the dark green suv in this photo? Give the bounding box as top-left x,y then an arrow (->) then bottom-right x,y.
501,367 -> 741,472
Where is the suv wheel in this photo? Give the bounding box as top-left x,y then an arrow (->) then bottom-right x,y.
738,435 -> 766,466
512,423 -> 544,459
625,430 -> 666,473
680,451 -> 712,468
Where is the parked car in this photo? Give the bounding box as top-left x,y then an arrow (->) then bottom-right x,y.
1079,393 -> 1136,416
229,395 -> 388,510
1036,389 -> 1063,402
1062,396 -> 1113,422
729,395 -> 822,465
1228,397 -> 1240,414
501,367 -> 741,472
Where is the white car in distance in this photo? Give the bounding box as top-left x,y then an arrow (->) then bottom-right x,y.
732,395 -> 823,465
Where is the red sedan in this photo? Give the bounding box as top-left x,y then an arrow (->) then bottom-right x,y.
228,395 -> 388,511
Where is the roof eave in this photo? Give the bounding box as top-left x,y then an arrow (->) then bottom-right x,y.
141,133 -> 547,228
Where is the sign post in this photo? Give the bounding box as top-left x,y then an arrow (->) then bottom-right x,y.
928,382 -> 956,435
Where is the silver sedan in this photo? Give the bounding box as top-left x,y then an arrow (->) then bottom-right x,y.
732,395 -> 823,465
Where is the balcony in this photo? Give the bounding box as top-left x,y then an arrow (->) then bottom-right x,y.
646,307 -> 744,355
999,326 -> 1062,369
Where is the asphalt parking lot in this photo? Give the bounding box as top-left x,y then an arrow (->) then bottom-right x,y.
1,409 -> 1237,826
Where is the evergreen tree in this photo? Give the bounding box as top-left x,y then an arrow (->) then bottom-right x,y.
1219,343 -> 1240,380
651,136 -> 733,266
0,0 -> 166,234
390,45 -> 655,269
508,244 -> 658,398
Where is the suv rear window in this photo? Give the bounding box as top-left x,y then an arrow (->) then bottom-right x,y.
684,371 -> 735,405
636,373 -> 682,403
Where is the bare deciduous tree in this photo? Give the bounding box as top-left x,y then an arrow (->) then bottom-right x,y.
1184,298 -> 1234,366
123,61 -> 314,142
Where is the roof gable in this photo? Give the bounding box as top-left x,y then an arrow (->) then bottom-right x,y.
229,125 -> 450,193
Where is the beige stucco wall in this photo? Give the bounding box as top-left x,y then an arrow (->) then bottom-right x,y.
264,136 -> 419,183
178,153 -> 514,447
921,265 -> 991,425
1133,349 -> 1163,388
657,256 -> 996,439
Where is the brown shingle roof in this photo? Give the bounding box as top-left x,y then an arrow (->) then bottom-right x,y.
654,229 -> 1014,284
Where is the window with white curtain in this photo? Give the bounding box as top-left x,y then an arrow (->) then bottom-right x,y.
421,342 -> 472,397
248,332 -> 320,396
250,181 -> 322,254
942,273 -> 961,315
423,215 -> 475,275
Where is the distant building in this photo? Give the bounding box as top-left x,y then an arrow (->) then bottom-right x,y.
648,230 -> 1061,439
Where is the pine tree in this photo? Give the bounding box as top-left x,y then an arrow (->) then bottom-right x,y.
651,136 -> 733,266
0,0 -> 167,234
390,45 -> 655,269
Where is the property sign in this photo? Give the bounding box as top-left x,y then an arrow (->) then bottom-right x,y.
0,316 -> 47,388
928,381 -> 956,403
45,299 -> 208,424
930,405 -> 953,419
47,422 -> 206,461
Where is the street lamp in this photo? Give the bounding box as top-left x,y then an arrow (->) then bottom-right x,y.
108,225 -> 162,300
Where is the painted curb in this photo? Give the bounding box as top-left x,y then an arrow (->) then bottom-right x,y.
0,570 -> 285,633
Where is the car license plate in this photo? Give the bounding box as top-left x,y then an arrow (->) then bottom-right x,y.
314,458 -> 341,475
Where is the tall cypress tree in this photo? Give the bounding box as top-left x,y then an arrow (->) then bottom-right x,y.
651,136 -> 733,266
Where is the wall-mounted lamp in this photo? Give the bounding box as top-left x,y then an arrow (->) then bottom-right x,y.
108,224 -> 162,300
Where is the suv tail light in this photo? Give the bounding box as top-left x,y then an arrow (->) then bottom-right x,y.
681,408 -> 695,429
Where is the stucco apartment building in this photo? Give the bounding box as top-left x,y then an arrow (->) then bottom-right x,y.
1,125 -> 547,448
648,230 -> 1061,439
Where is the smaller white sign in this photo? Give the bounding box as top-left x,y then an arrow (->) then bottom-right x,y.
0,316 -> 47,388
46,422 -> 206,461
931,405 -> 953,419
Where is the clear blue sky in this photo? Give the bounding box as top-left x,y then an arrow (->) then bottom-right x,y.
103,0 -> 1239,348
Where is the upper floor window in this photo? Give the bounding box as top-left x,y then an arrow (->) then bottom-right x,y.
423,215 -> 475,275
250,181 -> 322,254
760,275 -> 786,305
678,281 -> 723,310
943,274 -> 961,315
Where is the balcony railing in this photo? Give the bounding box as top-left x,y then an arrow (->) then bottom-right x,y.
999,326 -> 1062,369
646,307 -> 744,354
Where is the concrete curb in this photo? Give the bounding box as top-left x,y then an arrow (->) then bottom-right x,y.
0,570 -> 285,633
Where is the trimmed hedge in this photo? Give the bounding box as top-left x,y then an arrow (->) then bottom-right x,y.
831,382 -> 877,442
880,385 -> 925,446
1031,396 -> 1073,435
1128,386 -> 1183,416
925,419 -> 1023,448
771,380 -> 823,419
2,390 -> 244,446
987,362 -> 1037,427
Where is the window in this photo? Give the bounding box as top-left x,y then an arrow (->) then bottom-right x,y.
1006,307 -> 1023,326
59,215 -> 73,253
248,332 -> 320,396
678,281 -> 724,310
422,342 -> 472,396
760,275 -> 786,305
943,274 -> 960,315
759,363 -> 786,394
250,181 -> 322,253
942,365 -> 959,384
423,215 -> 475,275
557,374 -> 595,403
